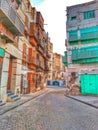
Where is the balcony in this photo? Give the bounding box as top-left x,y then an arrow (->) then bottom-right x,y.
80,26 -> 98,41
80,32 -> 98,40
45,62 -> 49,71
68,35 -> 78,42
0,23 -> 18,43
39,62 -> 44,69
0,0 -> 24,35
36,60 -> 44,69
22,53 -> 28,62
36,46 -> 44,55
68,30 -> 78,42
62,52 -> 68,66
29,37 -> 37,47
30,23 -> 38,42
62,56 -> 67,63
38,39 -> 44,49
16,0 -> 22,4
72,46 -> 98,64
29,31 -> 38,42
46,52 -> 51,58
28,56 -> 37,66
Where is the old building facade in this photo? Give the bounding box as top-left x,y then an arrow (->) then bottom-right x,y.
47,38 -> 53,80
53,53 -> 65,80
0,0 -> 24,101
64,0 -> 98,94
0,0 -> 49,102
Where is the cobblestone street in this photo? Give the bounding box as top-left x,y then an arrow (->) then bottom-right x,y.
0,88 -> 98,130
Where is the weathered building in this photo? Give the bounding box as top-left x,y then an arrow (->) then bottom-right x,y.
53,53 -> 65,80
47,38 -> 53,80
0,0 -> 24,101
0,0 -> 49,103
64,0 -> 98,94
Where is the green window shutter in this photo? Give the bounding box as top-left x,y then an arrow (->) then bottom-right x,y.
68,30 -> 78,41
80,26 -> 98,40
84,10 -> 95,19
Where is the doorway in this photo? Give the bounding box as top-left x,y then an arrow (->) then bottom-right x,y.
7,57 -> 13,90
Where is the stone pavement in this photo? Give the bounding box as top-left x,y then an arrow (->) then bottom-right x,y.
0,88 -> 49,115
0,90 -> 98,130
67,95 -> 98,109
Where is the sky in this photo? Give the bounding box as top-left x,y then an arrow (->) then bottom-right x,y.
30,0 -> 92,55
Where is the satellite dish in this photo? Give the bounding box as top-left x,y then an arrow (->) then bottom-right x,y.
31,0 -> 45,6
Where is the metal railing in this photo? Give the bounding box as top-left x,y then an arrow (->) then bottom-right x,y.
0,0 -> 24,35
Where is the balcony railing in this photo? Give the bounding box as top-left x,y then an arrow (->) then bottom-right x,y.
0,0 -> 24,35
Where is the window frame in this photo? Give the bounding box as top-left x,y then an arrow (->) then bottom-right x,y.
84,10 -> 95,19
71,16 -> 77,21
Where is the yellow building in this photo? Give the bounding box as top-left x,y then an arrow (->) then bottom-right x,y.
53,53 -> 66,80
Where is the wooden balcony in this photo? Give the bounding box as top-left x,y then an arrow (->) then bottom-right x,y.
28,56 -> 37,66
0,23 -> 18,43
29,37 -> 37,47
45,63 -> 49,71
36,60 -> 44,70
16,0 -> 22,4
30,23 -> 38,42
46,52 -> 51,58
36,46 -> 44,55
38,39 -> 44,49
0,0 -> 24,35
22,53 -> 29,63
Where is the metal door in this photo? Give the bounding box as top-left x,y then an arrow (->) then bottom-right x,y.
80,74 -> 98,94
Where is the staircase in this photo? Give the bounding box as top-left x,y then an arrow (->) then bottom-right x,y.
7,90 -> 20,102
0,101 -> 6,106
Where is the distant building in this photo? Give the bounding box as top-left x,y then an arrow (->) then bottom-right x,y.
47,38 -> 53,80
53,53 -> 66,80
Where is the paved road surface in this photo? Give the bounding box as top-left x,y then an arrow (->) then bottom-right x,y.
0,88 -> 98,130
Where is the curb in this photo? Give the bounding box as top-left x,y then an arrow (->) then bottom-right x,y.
66,95 -> 98,109
0,89 -> 49,115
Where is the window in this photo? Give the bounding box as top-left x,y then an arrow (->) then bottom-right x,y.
71,16 -> 76,21
84,10 -> 95,19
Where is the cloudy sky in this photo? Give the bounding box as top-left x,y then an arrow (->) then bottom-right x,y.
30,0 -> 92,55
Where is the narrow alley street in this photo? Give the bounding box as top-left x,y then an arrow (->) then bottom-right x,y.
0,88 -> 98,130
